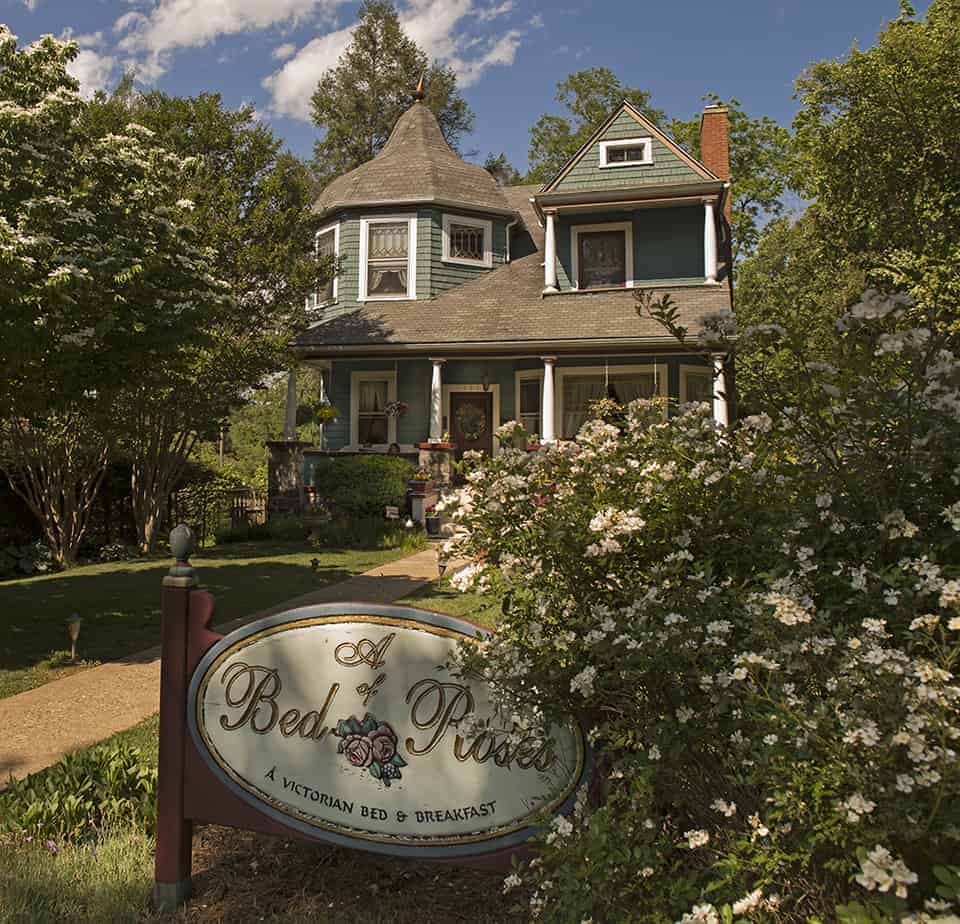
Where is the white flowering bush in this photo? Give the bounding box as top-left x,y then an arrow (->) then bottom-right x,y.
444,291 -> 960,923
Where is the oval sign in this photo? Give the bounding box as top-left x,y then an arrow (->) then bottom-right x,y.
187,602 -> 590,858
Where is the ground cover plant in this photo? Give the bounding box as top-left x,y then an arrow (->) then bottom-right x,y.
0,542 -> 415,699
442,289 -> 960,923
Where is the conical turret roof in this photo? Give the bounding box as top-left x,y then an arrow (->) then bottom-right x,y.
313,102 -> 514,217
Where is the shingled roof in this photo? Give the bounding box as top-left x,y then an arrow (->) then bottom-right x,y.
293,186 -> 733,356
312,102 -> 515,218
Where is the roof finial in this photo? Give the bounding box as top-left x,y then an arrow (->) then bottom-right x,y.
413,71 -> 425,102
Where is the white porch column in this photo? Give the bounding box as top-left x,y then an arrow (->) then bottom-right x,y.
712,353 -> 729,427
429,358 -> 445,442
543,211 -> 558,293
704,198 -> 718,285
541,356 -> 556,443
283,368 -> 297,439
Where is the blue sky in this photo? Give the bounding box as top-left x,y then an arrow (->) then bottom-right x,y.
1,0 -> 928,172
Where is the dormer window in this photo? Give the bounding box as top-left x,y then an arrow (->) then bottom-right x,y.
442,214 -> 493,268
599,137 -> 653,168
359,215 -> 417,301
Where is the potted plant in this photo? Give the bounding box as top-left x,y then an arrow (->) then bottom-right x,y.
408,467 -> 431,496
424,505 -> 440,537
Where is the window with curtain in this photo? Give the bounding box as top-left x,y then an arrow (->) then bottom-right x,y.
684,370 -> 714,404
519,378 -> 541,437
366,221 -> 409,297
562,372 -> 657,437
357,379 -> 389,443
317,228 -> 336,304
578,230 -> 626,289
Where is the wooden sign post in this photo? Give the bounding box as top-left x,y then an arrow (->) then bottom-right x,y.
154,526 -> 590,912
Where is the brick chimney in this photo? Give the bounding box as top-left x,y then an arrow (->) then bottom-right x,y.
699,104 -> 730,220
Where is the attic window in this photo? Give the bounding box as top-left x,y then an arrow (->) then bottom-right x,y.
442,214 -> 493,268
599,137 -> 653,168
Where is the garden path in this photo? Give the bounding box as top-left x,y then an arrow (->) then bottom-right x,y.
0,547 -> 440,787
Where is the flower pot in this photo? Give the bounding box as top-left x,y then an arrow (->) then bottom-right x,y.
425,517 -> 441,537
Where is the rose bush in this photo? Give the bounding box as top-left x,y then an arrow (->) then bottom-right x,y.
442,290 -> 960,923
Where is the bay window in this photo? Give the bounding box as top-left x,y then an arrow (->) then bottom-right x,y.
314,223 -> 338,306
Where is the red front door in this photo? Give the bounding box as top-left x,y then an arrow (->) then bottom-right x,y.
449,392 -> 494,458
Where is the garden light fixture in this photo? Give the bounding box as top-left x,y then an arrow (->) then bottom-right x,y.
66,613 -> 82,663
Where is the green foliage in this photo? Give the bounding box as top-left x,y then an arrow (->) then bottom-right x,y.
310,517 -> 426,553
0,540 -> 51,580
793,0 -> 960,328
669,95 -> 794,263
0,744 -> 157,843
310,0 -> 474,186
483,152 -> 523,187
310,454 -> 415,518
172,464 -> 250,546
213,521 -> 271,544
526,67 -> 665,184
267,515 -> 310,542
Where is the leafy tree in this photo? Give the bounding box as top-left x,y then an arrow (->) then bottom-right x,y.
483,152 -> 523,187
526,67 -> 666,185
310,0 -> 474,186
792,0 -> 960,331
0,28 -> 229,566
85,84 -> 326,552
669,95 -> 793,264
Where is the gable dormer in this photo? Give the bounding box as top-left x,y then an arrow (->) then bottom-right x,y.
534,101 -> 730,293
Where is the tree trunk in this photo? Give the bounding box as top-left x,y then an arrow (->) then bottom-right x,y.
130,415 -> 197,554
2,415 -> 109,569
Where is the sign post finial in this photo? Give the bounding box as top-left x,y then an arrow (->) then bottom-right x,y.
413,72 -> 425,101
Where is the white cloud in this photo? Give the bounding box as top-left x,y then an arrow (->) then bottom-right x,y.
272,42 -> 298,61
264,0 -> 526,121
22,0 -> 39,11
61,29 -> 117,98
115,0 -> 348,80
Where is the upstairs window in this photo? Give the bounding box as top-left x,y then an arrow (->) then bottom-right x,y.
571,222 -> 633,290
442,214 -> 493,268
599,137 -> 653,168
314,223 -> 338,306
360,216 -> 417,300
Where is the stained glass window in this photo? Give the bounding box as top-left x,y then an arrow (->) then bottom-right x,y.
366,221 -> 409,297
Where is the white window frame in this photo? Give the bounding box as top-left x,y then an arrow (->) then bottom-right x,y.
599,136 -> 653,168
679,364 -> 715,405
556,363 -> 667,439
442,213 -> 493,268
514,369 -> 543,437
350,370 -> 398,447
571,221 -> 634,291
313,221 -> 340,308
358,214 -> 417,302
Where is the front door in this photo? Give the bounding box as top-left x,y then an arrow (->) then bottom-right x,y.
449,391 -> 494,458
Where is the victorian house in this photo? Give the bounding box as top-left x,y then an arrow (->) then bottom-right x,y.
269,88 -> 734,513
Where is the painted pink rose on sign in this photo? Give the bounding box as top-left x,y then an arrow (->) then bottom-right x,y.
334,713 -> 408,787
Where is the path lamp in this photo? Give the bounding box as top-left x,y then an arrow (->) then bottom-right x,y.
437,551 -> 449,578
66,613 -> 82,663
310,557 -> 320,576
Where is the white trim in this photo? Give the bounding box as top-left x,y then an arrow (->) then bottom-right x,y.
349,370 -> 398,448
441,384 -> 501,456
599,136 -> 653,169
313,221 -> 340,307
570,221 -> 634,291
514,369 -> 543,437
358,214 -> 417,302
441,213 -> 493,268
556,362 -> 667,438
679,363 -> 714,404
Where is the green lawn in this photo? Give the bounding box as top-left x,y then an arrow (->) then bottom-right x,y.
0,583 -> 516,923
0,542 -> 417,700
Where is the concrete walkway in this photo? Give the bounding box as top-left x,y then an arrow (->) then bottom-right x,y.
0,547 -> 440,786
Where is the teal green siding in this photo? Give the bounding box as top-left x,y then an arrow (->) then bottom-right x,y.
429,210 -> 508,296
555,206 -> 704,289
553,111 -> 704,193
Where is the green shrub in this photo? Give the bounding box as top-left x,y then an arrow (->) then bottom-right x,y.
214,521 -> 271,544
311,516 -> 426,553
309,455 -> 415,518
267,515 -> 310,541
0,744 -> 157,843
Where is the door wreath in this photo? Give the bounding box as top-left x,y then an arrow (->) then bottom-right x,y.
455,402 -> 487,442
